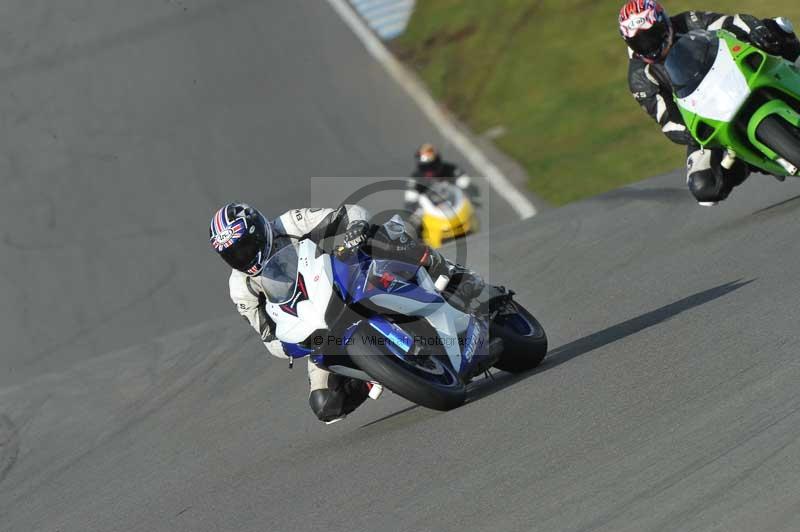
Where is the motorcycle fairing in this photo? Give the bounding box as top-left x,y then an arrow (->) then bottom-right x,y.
269,238 -> 492,380
265,239 -> 333,344
676,37 -> 751,123
669,29 -> 800,175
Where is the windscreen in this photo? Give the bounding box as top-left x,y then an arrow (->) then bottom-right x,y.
665,30 -> 720,98
369,258 -> 421,284
428,181 -> 461,207
259,242 -> 299,304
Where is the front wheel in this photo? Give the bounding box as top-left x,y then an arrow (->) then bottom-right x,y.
348,324 -> 466,411
756,115 -> 800,169
491,301 -> 548,373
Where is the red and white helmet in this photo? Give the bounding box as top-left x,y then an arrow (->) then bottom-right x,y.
619,0 -> 673,63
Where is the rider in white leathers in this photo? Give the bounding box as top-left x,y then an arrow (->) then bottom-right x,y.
210,202 -> 483,423
227,205 -> 370,359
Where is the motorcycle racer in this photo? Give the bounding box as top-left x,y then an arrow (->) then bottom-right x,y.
620,1 -> 800,204
209,202 -> 484,423
405,143 -> 478,213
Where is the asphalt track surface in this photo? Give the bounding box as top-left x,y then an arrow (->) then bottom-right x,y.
0,0 -> 517,388
4,2 -> 800,532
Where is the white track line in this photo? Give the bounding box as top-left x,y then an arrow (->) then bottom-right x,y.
325,0 -> 537,219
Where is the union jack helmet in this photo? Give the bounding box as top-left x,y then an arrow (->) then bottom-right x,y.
619,0 -> 673,63
209,202 -> 273,275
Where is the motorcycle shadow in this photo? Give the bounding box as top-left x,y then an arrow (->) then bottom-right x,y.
359,404 -> 423,429
467,278 -> 754,405
751,192 -> 800,216
356,279 -> 754,419
465,368 -> 541,405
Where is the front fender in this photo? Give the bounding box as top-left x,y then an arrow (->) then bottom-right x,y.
364,315 -> 414,357
363,297 -> 490,376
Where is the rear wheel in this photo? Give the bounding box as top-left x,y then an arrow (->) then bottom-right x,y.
756,115 -> 800,169
348,324 -> 466,411
491,301 -> 548,373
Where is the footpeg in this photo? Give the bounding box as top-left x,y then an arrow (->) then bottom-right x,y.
721,149 -> 737,170
776,157 -> 799,176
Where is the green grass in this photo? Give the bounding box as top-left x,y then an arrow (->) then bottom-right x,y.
393,1 -> 800,204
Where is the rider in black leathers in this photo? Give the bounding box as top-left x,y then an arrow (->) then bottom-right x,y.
404,143 -> 478,215
620,1 -> 800,204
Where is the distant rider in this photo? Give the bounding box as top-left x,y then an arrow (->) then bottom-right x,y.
404,143 -> 478,215
209,202 -> 484,423
619,1 -> 800,205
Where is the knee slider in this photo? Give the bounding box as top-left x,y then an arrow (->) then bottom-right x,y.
688,170 -> 727,202
309,389 -> 346,422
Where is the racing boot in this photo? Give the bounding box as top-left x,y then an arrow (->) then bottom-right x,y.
424,248 -> 485,307
312,375 -> 370,425
324,382 -> 382,424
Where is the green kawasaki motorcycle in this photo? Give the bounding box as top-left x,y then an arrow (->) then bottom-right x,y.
666,27 -> 800,176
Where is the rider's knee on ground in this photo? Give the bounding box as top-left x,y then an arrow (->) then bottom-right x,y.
686,147 -> 748,203
687,149 -> 715,198
688,169 -> 729,203
307,369 -> 369,422
309,389 -> 347,422
308,385 -> 368,422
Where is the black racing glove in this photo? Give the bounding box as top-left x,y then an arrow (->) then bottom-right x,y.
367,222 -> 429,266
750,23 -> 782,55
342,220 -> 372,251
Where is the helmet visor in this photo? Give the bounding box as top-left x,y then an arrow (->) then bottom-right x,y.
219,231 -> 266,272
629,19 -> 670,60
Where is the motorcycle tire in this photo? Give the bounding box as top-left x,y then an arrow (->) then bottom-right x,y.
491,301 -> 548,373
348,323 -> 467,411
756,115 -> 800,169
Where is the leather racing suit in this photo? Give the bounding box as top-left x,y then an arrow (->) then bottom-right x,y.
405,161 -> 477,212
227,205 -> 468,422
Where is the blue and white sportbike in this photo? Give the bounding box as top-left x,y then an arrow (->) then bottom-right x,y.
260,237 -> 548,411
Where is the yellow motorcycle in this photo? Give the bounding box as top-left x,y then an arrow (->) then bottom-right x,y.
415,181 -> 479,249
